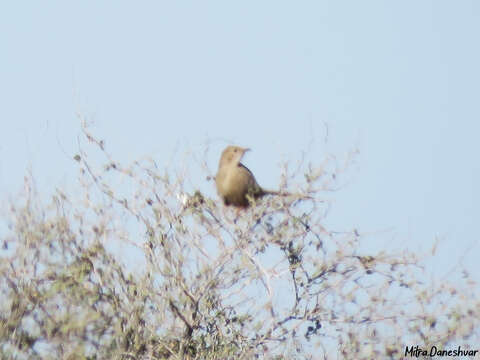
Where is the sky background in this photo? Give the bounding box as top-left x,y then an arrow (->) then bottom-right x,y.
1,1 -> 479,280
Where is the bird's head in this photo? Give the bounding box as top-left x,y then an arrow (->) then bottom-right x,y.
219,145 -> 250,168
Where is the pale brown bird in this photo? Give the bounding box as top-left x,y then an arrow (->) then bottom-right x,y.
215,146 -> 278,207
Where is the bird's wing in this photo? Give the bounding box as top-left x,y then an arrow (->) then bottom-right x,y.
238,163 -> 265,195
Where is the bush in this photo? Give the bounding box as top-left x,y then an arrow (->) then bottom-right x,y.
1,128 -> 478,359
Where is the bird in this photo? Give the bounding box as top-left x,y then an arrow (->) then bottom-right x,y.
215,145 -> 279,207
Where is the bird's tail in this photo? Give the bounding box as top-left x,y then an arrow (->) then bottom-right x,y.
263,189 -> 280,196
263,189 -> 313,200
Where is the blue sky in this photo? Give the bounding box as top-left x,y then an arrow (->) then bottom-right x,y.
1,1 -> 479,278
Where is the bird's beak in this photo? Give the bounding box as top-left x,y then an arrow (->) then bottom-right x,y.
239,148 -> 250,160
